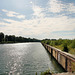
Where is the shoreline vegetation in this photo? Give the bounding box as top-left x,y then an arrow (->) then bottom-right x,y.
35,69 -> 52,75
0,32 -> 75,55
41,39 -> 75,55
0,32 -> 75,75
0,32 -> 40,44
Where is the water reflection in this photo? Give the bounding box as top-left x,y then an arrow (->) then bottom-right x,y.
46,50 -> 66,73
0,43 -> 65,75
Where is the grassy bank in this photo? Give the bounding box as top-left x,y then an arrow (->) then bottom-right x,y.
41,39 -> 75,55
35,69 -> 52,75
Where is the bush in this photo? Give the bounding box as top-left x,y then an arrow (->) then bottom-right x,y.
63,43 -> 69,52
40,70 -> 52,75
71,40 -> 75,49
0,32 -> 4,43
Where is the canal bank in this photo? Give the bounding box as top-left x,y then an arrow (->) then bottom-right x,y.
42,43 -> 75,72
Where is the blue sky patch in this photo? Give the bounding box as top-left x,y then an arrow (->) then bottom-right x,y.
0,0 -> 75,39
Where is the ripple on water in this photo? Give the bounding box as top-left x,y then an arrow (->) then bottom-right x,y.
0,43 -> 65,75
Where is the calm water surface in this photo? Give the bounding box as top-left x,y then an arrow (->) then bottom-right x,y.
0,43 -> 65,75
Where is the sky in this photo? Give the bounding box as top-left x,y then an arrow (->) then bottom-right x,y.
0,0 -> 75,39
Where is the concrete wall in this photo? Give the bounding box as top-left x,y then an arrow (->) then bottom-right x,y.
42,43 -> 75,72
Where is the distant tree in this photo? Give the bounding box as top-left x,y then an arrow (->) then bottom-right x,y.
5,35 -> 15,42
24,38 -> 29,42
7,35 -> 12,41
5,35 -> 8,42
71,39 -> 75,48
0,32 -> 40,43
46,41 -> 50,45
0,32 -> 4,43
16,36 -> 24,42
63,43 -> 69,52
11,35 -> 15,42
58,39 -> 63,45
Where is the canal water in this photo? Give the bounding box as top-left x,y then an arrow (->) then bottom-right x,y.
0,43 -> 65,75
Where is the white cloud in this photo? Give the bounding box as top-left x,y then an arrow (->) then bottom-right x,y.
32,5 -> 45,18
2,9 -> 25,19
67,3 -> 75,13
1,2 -> 75,39
0,14 -> 75,39
16,15 -> 25,19
2,9 -> 8,12
48,0 -> 64,13
48,0 -> 75,14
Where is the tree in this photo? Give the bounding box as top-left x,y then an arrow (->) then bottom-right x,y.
71,39 -> 75,48
11,35 -> 15,42
63,43 -> 69,52
0,32 -> 4,43
5,35 -> 8,42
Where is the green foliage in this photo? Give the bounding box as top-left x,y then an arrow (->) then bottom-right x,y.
0,73 -> 8,75
71,40 -> 75,49
63,43 -> 69,52
0,32 -> 4,43
5,35 -> 16,42
35,69 -> 53,75
0,32 -> 40,43
35,72 -> 37,75
41,38 -> 75,54
40,69 -> 51,75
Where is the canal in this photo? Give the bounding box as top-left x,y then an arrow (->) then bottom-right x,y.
0,43 -> 65,75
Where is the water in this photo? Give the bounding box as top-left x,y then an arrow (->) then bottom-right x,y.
0,43 -> 65,75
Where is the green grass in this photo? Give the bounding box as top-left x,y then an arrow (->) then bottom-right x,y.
35,69 -> 53,75
68,48 -> 75,55
54,45 -> 75,55
40,70 -> 52,75
41,39 -> 75,55
54,45 -> 63,50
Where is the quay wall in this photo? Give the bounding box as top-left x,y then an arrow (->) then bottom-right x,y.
42,43 -> 75,72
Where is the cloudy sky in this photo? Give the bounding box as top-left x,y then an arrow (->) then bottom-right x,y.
0,0 -> 75,39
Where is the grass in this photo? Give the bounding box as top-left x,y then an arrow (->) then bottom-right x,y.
40,70 -> 51,75
54,45 -> 63,50
68,47 -> 75,55
54,45 -> 75,55
35,69 -> 53,75
53,44 -> 75,71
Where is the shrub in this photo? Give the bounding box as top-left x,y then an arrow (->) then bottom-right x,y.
71,40 -> 75,49
63,43 -> 69,52
40,70 -> 52,75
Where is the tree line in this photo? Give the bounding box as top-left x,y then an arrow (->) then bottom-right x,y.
0,32 -> 40,43
41,38 -> 75,54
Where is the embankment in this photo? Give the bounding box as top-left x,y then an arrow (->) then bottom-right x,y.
42,43 -> 75,72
